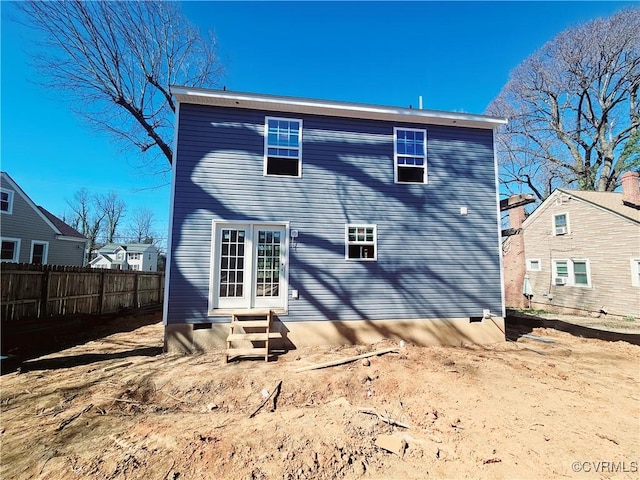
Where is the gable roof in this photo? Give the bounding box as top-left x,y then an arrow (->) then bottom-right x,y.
170,86 -> 508,130
558,189 -> 640,224
37,206 -> 87,239
99,243 -> 157,254
1,171 -> 87,241
524,188 -> 640,228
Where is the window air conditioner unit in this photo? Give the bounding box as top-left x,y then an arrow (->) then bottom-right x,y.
555,226 -> 567,235
555,277 -> 567,285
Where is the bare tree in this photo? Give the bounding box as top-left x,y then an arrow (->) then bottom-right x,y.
487,8 -> 640,201
97,192 -> 126,243
67,189 -> 106,262
17,1 -> 223,170
128,207 -> 155,244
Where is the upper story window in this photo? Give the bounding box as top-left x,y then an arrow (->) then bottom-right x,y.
265,117 -> 302,177
553,213 -> 568,235
345,224 -> 377,261
394,128 -> 427,184
129,253 -> 140,261
0,188 -> 14,214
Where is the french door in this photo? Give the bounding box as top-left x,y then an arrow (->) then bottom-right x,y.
212,222 -> 287,311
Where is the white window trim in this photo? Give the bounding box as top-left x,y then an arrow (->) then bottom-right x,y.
30,240 -> 49,265
264,116 -> 303,178
208,220 -> 290,313
553,212 -> 569,236
631,259 -> 640,287
526,258 -> 542,271
1,237 -> 21,262
345,224 -> 378,261
393,127 -> 428,184
0,188 -> 14,214
552,258 -> 591,287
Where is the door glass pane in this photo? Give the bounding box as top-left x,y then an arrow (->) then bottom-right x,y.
256,230 -> 281,297
219,229 -> 245,298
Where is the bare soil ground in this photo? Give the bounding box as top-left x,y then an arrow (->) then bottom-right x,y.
1,311 -> 639,480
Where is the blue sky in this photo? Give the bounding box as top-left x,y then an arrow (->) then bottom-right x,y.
1,1 -> 634,247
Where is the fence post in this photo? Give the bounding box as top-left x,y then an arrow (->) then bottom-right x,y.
99,270 -> 107,314
40,268 -> 50,318
133,273 -> 139,308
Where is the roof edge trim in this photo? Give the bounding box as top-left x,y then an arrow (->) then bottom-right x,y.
170,86 -> 507,129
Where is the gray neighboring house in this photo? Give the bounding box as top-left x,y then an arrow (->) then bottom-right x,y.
0,171 -> 87,266
164,88 -> 509,353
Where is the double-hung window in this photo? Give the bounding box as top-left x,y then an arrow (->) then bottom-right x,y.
265,117 -> 302,177
30,241 -> 48,265
553,259 -> 591,287
553,213 -> 568,235
0,188 -> 14,214
1,237 -> 20,262
345,224 -> 377,261
394,128 -> 427,184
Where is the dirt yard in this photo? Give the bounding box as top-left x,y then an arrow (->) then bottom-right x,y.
1,311 -> 639,480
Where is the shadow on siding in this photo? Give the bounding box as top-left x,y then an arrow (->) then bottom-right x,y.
167,112 -> 504,349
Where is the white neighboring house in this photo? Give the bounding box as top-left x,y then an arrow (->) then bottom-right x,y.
90,243 -> 158,272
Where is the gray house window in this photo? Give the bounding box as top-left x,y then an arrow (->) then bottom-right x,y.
394,128 -> 427,184
30,241 -> 48,265
0,188 -> 14,214
345,224 -> 377,261
1,237 -> 20,262
265,117 -> 302,177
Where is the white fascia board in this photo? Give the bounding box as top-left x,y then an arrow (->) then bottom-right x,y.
521,190 -> 560,229
170,86 -> 508,130
56,235 -> 88,243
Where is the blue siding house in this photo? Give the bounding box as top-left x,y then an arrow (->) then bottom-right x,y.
164,88 -> 508,353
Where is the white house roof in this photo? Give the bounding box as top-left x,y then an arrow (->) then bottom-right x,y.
170,86 -> 508,130
99,243 -> 157,254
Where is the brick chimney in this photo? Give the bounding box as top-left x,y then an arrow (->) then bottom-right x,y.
509,204 -> 526,230
621,171 -> 640,208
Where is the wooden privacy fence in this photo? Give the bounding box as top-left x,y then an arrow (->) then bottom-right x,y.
1,263 -> 165,322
